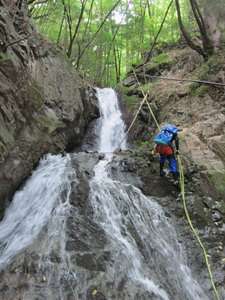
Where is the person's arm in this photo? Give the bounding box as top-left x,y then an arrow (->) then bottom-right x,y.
175,135 -> 179,151
173,134 -> 179,155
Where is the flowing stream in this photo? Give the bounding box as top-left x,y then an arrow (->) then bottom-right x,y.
0,88 -> 209,299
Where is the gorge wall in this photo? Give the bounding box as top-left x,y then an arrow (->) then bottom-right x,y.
117,45 -> 225,293
119,45 -> 225,201
0,1 -> 99,215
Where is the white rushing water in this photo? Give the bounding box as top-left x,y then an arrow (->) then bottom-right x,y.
0,154 -> 71,269
97,88 -> 126,153
0,87 -> 210,299
90,88 -> 209,300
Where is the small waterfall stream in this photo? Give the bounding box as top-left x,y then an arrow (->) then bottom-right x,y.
0,88 -> 210,299
0,154 -> 71,269
89,88 -> 208,300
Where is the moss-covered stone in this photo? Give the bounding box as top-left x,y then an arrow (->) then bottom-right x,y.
27,81 -> 45,111
143,53 -> 174,74
190,85 -> 209,97
189,52 -> 225,93
122,94 -> 138,109
35,108 -> 65,134
137,82 -> 154,94
0,125 -> 14,146
117,82 -> 135,94
0,52 -> 11,63
0,141 -> 8,162
207,171 -> 225,196
152,53 -> 173,65
116,84 -> 139,109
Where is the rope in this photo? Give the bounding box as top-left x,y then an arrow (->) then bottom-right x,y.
118,93 -> 149,148
140,74 -> 225,88
122,67 -> 220,300
177,156 -> 220,300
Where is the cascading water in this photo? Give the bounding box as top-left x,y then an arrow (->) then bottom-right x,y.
89,88 -> 209,300
0,154 -> 71,269
97,88 -> 126,153
0,87 -> 211,299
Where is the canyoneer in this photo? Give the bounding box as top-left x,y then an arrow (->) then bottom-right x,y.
152,124 -> 181,184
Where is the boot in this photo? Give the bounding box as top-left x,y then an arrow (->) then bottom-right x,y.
160,163 -> 165,177
172,172 -> 179,185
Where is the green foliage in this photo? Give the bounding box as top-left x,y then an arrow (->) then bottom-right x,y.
137,82 -> 154,94
29,0 -> 191,86
152,53 -> 171,64
190,85 -> 209,97
134,140 -> 154,157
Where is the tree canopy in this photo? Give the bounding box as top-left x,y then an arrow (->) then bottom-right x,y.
29,0 -> 224,86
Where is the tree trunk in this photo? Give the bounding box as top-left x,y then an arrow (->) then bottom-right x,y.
189,0 -> 214,56
175,0 -> 207,59
67,0 -> 87,58
201,0 -> 224,50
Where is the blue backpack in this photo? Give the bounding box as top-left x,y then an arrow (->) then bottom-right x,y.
154,124 -> 179,145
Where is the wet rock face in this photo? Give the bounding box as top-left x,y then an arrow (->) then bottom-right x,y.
0,153 -> 108,300
0,151 -> 224,299
0,2 -> 99,215
111,150 -> 225,298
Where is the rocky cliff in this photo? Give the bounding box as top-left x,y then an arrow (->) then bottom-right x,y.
119,45 -> 225,201
118,45 -> 225,293
0,1 -> 99,216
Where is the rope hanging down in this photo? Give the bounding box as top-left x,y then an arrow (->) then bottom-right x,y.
142,74 -> 225,88
119,0 -> 220,296
121,67 -> 220,300
177,156 -> 220,300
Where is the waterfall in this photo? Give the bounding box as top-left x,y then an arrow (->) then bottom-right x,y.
90,88 -> 209,300
97,88 -> 126,153
0,154 -> 72,269
0,88 -> 211,299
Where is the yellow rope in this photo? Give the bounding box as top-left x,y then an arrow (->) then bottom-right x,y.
145,98 -> 160,131
119,93 -> 148,147
124,69 -> 220,300
177,155 -> 220,300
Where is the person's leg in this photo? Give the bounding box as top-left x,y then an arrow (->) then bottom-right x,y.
168,155 -> 179,180
159,155 -> 166,176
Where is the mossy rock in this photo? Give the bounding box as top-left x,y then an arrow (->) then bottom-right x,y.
143,53 -> 174,74
0,125 -> 14,150
190,85 -> 209,97
207,171 -> 225,196
122,94 -> 138,110
28,81 -> 45,111
36,108 -> 65,134
0,52 -> 11,63
0,140 -> 8,162
189,52 -> 225,93
116,84 -> 139,109
152,53 -> 173,65
137,82 -> 154,94
117,83 -> 135,95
